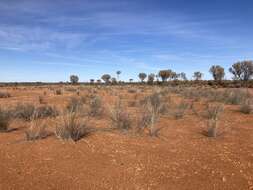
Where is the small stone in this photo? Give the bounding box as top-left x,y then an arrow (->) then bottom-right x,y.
222,176 -> 226,182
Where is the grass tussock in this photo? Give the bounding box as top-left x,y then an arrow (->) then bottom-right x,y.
25,113 -> 48,141
239,99 -> 252,114
13,104 -> 58,121
205,103 -> 224,138
88,96 -> 103,117
55,111 -> 90,141
0,108 -> 10,132
139,92 -> 164,137
110,100 -> 131,131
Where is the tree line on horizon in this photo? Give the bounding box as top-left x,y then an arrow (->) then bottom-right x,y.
69,60 -> 253,84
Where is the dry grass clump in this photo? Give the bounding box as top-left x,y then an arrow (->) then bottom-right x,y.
55,89 -> 62,95
0,91 -> 11,98
172,101 -> 189,119
128,100 -> 137,107
12,104 -> 58,121
139,92 -> 164,137
66,97 -> 85,113
55,111 -> 90,141
13,104 -> 35,121
88,96 -> 103,117
110,100 -> 131,131
239,99 -> 252,114
0,108 -> 10,132
127,88 -> 137,93
204,103 -> 224,137
38,96 -> 46,104
25,113 -> 48,141
36,105 -> 59,118
222,89 -> 251,105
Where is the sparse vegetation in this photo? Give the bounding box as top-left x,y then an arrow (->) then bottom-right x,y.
0,108 -> 10,132
204,103 -> 224,137
88,96 -> 103,117
25,113 -> 48,141
239,99 -> 252,114
55,110 -> 90,141
13,104 -> 36,121
139,92 -> 164,136
55,89 -> 62,95
110,100 -> 131,131
0,91 -> 11,98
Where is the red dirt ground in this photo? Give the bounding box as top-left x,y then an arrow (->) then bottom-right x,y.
0,86 -> 252,190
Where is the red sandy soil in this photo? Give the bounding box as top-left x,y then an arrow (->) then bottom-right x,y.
0,86 -> 252,190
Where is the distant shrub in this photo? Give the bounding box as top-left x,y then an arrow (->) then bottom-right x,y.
223,89 -> 251,105
55,111 -> 90,141
0,108 -> 10,132
70,75 -> 79,84
0,91 -> 11,98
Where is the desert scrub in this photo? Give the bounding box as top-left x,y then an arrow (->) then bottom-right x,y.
172,101 -> 189,119
110,100 -> 131,131
38,96 -> 46,104
239,99 -> 252,114
55,110 -> 90,141
13,104 -> 58,121
88,96 -> 103,117
0,108 -> 10,132
0,91 -> 11,98
25,113 -> 48,141
13,103 -> 35,121
55,89 -> 62,95
205,103 -> 224,137
66,97 -> 85,113
36,105 -> 58,118
139,92 -> 164,137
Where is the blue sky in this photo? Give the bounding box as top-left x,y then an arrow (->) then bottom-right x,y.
0,0 -> 253,82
